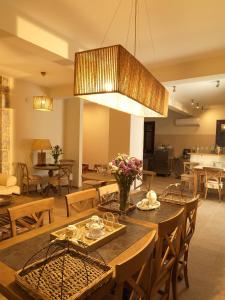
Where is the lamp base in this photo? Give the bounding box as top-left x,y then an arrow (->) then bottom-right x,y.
37,152 -> 46,165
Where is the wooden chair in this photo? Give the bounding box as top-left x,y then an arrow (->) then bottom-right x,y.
0,214 -> 11,241
48,165 -> 71,195
134,170 -> 156,191
18,162 -> 43,194
98,183 -> 119,204
7,197 -> 54,237
149,209 -> 184,300
65,188 -> 97,217
59,159 -> 75,188
180,162 -> 199,191
111,230 -> 156,300
172,195 -> 200,300
203,167 -> 223,200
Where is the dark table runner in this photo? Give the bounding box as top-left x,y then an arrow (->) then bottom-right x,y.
130,191 -> 182,224
0,217 -> 150,271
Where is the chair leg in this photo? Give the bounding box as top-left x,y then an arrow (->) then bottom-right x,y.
40,184 -> 43,195
172,261 -> 178,300
165,276 -> 171,300
183,249 -> 190,289
204,187 -> 208,199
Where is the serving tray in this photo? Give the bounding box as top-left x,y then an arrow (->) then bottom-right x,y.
50,217 -> 126,251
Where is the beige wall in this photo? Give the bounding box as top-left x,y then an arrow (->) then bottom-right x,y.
63,98 -> 83,187
10,78 -> 64,169
108,109 -> 130,161
83,104 -> 139,165
83,103 -> 110,166
150,105 -> 225,156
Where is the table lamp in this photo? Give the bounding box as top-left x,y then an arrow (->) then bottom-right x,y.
32,139 -> 52,165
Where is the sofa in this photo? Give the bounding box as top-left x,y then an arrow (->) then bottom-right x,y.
0,173 -> 20,195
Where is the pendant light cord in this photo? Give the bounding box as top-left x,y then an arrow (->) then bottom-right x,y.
100,0 -> 123,46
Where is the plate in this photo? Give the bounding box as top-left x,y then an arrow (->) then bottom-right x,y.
136,200 -> 160,211
85,230 -> 105,240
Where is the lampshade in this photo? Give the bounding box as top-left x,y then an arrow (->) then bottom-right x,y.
33,96 -> 53,111
32,139 -> 52,151
74,45 -> 168,117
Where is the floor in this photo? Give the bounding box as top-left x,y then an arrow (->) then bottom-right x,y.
1,175 -> 225,300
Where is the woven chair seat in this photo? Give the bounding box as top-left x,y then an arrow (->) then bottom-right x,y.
205,180 -> 223,189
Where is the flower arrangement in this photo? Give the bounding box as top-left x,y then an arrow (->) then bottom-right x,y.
51,145 -> 63,164
109,153 -> 142,211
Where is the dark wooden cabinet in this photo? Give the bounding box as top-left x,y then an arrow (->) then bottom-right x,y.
216,120 -> 225,147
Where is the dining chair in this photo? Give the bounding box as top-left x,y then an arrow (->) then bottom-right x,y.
180,162 -> 199,191
48,165 -> 71,195
59,159 -> 75,188
172,195 -> 200,300
203,167 -> 223,200
134,170 -> 156,191
0,214 -> 11,241
18,162 -> 43,194
111,230 -> 156,300
98,183 -> 119,204
65,188 -> 97,217
7,197 -> 54,237
149,209 -> 184,300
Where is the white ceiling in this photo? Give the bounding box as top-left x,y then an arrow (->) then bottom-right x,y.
4,0 -> 225,66
165,74 -> 225,108
0,0 -> 225,106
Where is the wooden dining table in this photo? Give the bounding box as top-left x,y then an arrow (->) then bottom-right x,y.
193,166 -> 225,196
0,193 -> 183,300
82,172 -> 116,183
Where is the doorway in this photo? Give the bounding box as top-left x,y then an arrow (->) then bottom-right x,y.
143,121 -> 155,170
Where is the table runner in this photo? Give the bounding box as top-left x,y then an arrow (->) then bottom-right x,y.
0,217 -> 150,271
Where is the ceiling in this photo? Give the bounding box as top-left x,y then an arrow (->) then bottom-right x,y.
0,0 -> 225,107
165,74 -> 225,109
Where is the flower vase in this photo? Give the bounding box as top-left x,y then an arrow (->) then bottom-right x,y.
54,156 -> 59,165
118,184 -> 131,212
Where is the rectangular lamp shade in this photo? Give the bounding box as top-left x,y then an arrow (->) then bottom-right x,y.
74,45 -> 168,117
33,96 -> 53,111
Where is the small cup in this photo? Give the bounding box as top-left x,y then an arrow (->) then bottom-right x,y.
66,225 -> 77,239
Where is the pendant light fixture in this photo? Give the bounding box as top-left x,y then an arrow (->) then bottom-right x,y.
33,72 -> 53,111
73,2 -> 168,118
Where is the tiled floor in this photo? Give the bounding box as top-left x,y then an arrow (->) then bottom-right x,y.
1,175 -> 225,299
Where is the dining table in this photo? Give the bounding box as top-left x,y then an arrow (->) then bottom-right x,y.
0,192 -> 183,300
193,165 -> 225,196
82,172 -> 116,184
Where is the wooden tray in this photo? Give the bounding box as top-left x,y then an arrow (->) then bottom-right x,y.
15,249 -> 112,300
98,200 -> 136,214
50,217 -> 126,251
158,192 -> 194,205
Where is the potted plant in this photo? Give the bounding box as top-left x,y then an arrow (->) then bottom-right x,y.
109,153 -> 142,211
51,145 -> 63,165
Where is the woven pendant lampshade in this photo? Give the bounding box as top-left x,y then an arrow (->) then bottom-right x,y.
33,95 -> 53,111
74,45 -> 168,117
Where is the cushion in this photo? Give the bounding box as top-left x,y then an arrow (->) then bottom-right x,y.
0,174 -> 17,187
